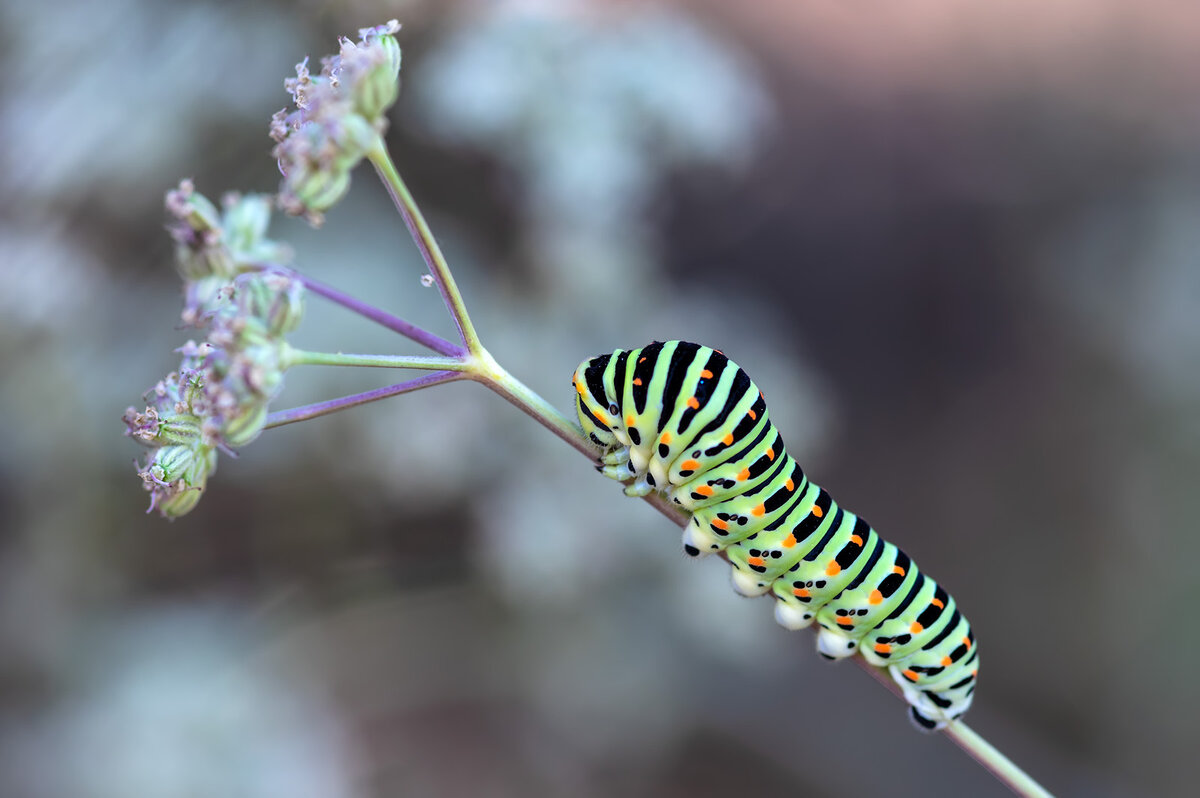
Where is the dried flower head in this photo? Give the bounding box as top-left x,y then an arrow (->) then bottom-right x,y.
221,192 -> 293,266
271,20 -> 402,225
336,21 -> 404,121
167,179 -> 233,282
127,187 -> 305,517
231,269 -> 305,336
167,183 -> 294,327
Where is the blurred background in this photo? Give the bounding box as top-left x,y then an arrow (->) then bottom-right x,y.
1,0 -> 1197,795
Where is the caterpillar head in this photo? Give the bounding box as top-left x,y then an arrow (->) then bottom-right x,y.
573,353 -> 619,450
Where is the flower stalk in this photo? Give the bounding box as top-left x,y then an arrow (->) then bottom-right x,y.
280,348 -> 470,371
265,370 -> 464,429
285,270 -> 463,356
366,141 -> 484,355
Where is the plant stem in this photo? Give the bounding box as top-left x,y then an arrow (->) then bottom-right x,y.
264,371 -> 463,428
464,355 -> 698,526
368,141 -> 483,354
289,269 -> 463,357
944,723 -> 1053,798
283,347 -> 470,371
464,351 -> 596,459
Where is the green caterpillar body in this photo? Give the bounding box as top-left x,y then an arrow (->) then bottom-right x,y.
572,340 -> 977,730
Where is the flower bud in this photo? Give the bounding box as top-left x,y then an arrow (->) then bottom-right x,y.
232,270 -> 305,336
222,401 -> 268,448
157,414 -> 203,446
139,443 -> 216,518
278,155 -> 352,217
175,240 -> 234,284
166,179 -> 222,236
206,339 -> 286,406
176,341 -> 216,373
334,113 -> 380,169
123,406 -> 204,447
221,193 -> 292,267
157,483 -> 204,518
167,180 -> 235,281
237,344 -> 287,397
212,314 -> 274,353
181,275 -> 233,326
142,444 -> 196,485
345,23 -> 402,121
145,375 -> 181,415
222,193 -> 269,247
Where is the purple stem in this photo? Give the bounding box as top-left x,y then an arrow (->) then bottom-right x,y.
264,370 -> 464,428
289,270 -> 464,358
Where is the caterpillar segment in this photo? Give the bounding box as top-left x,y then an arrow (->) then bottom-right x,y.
573,341 -> 978,731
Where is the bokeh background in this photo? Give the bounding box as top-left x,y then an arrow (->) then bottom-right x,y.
2,0 -> 1198,795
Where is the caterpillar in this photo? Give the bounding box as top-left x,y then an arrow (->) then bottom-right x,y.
572,340 -> 977,731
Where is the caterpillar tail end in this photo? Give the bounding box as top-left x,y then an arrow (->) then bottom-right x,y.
908,706 -> 945,733
891,666 -> 974,732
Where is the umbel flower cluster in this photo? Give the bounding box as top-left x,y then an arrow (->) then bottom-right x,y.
126,21 -> 405,518
123,181 -> 304,517
271,19 -> 402,224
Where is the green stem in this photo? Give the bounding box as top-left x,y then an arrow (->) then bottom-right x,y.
283,347 -> 470,371
465,350 -> 596,459
367,140 -> 484,355
464,353 -> 693,527
945,723 -> 1054,798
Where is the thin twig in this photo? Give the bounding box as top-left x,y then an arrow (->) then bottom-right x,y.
283,348 -> 470,371
264,371 -> 464,428
944,723 -> 1054,798
289,269 -> 464,357
368,143 -> 483,354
